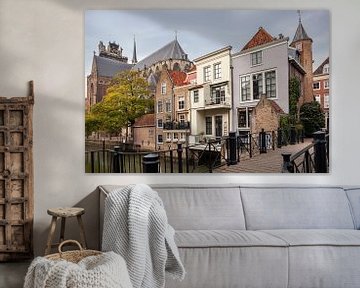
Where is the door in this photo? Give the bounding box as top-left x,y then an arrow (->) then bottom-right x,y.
0,84 -> 34,261
215,115 -> 223,138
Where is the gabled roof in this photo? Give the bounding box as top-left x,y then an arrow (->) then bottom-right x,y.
314,57 -> 329,75
193,46 -> 232,62
133,113 -> 155,127
241,27 -> 275,51
270,100 -> 285,114
254,95 -> 285,115
95,55 -> 133,78
169,70 -> 188,86
133,39 -> 188,71
292,21 -> 312,43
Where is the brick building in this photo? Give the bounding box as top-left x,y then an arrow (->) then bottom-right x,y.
132,113 -> 156,151
86,41 -> 133,110
313,57 -> 330,130
155,69 -> 189,150
251,95 -> 285,134
290,18 -> 314,104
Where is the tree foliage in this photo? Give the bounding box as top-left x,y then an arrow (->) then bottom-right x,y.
85,112 -> 102,138
289,77 -> 301,122
299,101 -> 325,137
86,70 -> 153,139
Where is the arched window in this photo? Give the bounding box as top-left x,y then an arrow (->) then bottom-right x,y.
173,62 -> 180,71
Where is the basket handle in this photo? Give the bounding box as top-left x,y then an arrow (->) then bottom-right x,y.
58,240 -> 83,255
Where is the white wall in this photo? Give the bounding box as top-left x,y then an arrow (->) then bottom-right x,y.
233,41 -> 290,113
0,0 -> 359,256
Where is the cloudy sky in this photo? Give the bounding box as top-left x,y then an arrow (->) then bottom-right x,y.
85,10 -> 329,76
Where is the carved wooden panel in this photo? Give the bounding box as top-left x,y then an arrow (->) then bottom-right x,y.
0,81 -> 34,261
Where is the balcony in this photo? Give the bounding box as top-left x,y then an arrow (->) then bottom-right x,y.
163,121 -> 191,131
203,97 -> 231,110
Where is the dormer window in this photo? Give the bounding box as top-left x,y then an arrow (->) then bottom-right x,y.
323,64 -> 329,74
251,51 -> 262,66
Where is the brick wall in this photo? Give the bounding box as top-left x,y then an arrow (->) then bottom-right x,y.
251,96 -> 280,134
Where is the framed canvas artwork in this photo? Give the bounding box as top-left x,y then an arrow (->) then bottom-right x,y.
85,10 -> 330,174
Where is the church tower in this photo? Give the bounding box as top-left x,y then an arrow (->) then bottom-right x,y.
290,11 -> 314,104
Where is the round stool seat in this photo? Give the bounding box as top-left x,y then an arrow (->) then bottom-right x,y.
45,207 -> 87,255
47,207 -> 85,218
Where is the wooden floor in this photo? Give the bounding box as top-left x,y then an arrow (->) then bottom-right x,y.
215,139 -> 313,173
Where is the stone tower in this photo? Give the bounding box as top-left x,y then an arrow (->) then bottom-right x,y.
290,12 -> 314,104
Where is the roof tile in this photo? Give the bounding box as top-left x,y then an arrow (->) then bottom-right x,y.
242,27 -> 275,51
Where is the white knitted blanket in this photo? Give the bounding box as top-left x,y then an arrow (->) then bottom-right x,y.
102,184 -> 185,288
24,251 -> 133,288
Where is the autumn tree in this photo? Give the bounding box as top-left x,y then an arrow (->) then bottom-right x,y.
87,70 -> 153,141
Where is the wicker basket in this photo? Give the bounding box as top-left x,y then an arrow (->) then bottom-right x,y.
45,240 -> 102,263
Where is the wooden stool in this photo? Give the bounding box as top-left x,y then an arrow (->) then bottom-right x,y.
45,207 -> 87,255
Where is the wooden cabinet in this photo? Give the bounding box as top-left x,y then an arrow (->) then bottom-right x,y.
0,81 -> 34,261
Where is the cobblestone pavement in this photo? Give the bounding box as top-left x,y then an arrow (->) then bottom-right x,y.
214,139 -> 313,173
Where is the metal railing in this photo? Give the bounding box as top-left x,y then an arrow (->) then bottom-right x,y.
282,131 -> 329,173
85,140 -> 228,173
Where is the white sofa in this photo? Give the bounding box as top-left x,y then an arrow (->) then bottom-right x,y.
99,185 -> 360,288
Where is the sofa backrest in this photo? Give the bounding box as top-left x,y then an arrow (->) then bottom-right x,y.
153,185 -> 246,230
345,188 -> 360,229
240,187 -> 355,230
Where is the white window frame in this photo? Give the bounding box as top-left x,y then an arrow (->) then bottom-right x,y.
157,134 -> 163,144
240,75 -> 251,102
323,64 -> 329,74
251,50 -> 262,66
214,62 -> 222,80
157,100 -> 163,113
240,69 -> 277,102
204,66 -> 211,82
180,132 -> 185,141
324,80 -> 329,89
265,70 -> 276,98
313,82 -> 320,90
314,94 -> 321,104
205,116 -> 212,135
166,132 -> 172,142
193,90 -> 199,103
324,94 -> 329,109
161,82 -> 166,94
173,133 -> 179,142
165,100 -> 171,113
157,118 -> 163,128
179,114 -> 185,124
178,96 -> 185,110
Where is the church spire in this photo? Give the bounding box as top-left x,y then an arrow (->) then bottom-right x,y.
292,10 -> 312,43
132,35 -> 138,64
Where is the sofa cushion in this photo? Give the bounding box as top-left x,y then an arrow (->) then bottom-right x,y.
153,186 -> 246,230
175,230 -> 288,248
262,229 -> 360,246
241,187 -> 355,230
287,246 -> 360,288
165,246 -> 288,288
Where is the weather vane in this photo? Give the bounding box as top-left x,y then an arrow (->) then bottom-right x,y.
175,30 -> 178,40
